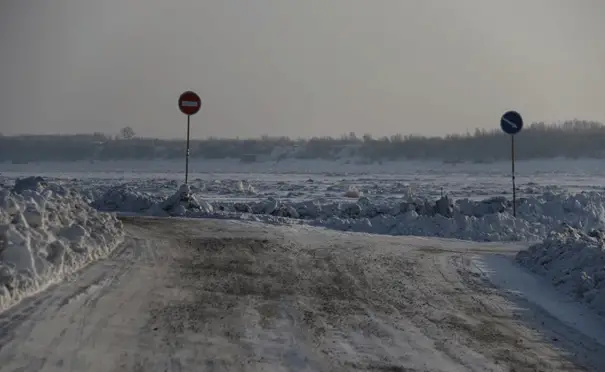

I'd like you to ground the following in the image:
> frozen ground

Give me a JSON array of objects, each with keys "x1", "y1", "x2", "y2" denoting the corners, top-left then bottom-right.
[{"x1": 0, "y1": 217, "x2": 604, "y2": 371}]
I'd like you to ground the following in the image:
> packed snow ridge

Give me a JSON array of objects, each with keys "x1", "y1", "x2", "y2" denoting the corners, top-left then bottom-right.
[
  {"x1": 237, "y1": 191, "x2": 605, "y2": 242},
  {"x1": 92, "y1": 184, "x2": 163, "y2": 213},
  {"x1": 146, "y1": 184, "x2": 214, "y2": 217},
  {"x1": 517, "y1": 225, "x2": 605, "y2": 316},
  {"x1": 95, "y1": 183, "x2": 605, "y2": 242},
  {"x1": 0, "y1": 177, "x2": 124, "y2": 311}
]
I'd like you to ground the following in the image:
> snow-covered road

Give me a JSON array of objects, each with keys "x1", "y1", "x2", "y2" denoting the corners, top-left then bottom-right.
[{"x1": 0, "y1": 217, "x2": 604, "y2": 372}]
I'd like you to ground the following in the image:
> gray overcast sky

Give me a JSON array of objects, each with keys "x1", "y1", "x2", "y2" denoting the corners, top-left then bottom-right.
[{"x1": 1, "y1": 1, "x2": 604, "y2": 139}]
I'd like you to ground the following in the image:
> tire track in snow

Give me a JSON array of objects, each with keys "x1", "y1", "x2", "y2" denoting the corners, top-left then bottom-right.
[{"x1": 0, "y1": 217, "x2": 603, "y2": 371}]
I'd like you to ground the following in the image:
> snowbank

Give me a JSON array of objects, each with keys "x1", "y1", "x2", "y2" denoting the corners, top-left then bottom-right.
[
  {"x1": 516, "y1": 226, "x2": 605, "y2": 316},
  {"x1": 92, "y1": 184, "x2": 162, "y2": 213},
  {"x1": 208, "y1": 192, "x2": 605, "y2": 241},
  {"x1": 92, "y1": 181, "x2": 605, "y2": 242},
  {"x1": 0, "y1": 177, "x2": 124, "y2": 311},
  {"x1": 146, "y1": 184, "x2": 214, "y2": 217}
]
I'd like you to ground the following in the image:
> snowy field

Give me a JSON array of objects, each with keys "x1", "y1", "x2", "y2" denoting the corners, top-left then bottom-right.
[{"x1": 1, "y1": 158, "x2": 605, "y2": 370}]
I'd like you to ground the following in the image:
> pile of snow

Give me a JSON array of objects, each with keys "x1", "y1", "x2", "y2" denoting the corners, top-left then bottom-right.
[
  {"x1": 195, "y1": 193, "x2": 586, "y2": 241},
  {"x1": 89, "y1": 181, "x2": 605, "y2": 242},
  {"x1": 234, "y1": 180, "x2": 256, "y2": 195},
  {"x1": 516, "y1": 225, "x2": 605, "y2": 316},
  {"x1": 147, "y1": 184, "x2": 214, "y2": 217},
  {"x1": 0, "y1": 177, "x2": 124, "y2": 311},
  {"x1": 343, "y1": 185, "x2": 362, "y2": 198},
  {"x1": 202, "y1": 179, "x2": 257, "y2": 195},
  {"x1": 92, "y1": 184, "x2": 162, "y2": 213},
  {"x1": 13, "y1": 176, "x2": 69, "y2": 196},
  {"x1": 208, "y1": 192, "x2": 605, "y2": 241}
]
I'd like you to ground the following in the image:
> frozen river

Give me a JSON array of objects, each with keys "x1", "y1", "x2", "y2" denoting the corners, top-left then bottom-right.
[{"x1": 2, "y1": 158, "x2": 605, "y2": 201}]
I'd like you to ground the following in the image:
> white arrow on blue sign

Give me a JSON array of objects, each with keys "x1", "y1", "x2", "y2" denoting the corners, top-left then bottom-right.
[{"x1": 500, "y1": 111, "x2": 523, "y2": 135}]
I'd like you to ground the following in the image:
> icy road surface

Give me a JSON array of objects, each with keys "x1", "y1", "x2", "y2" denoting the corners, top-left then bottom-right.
[{"x1": 0, "y1": 218, "x2": 604, "y2": 372}]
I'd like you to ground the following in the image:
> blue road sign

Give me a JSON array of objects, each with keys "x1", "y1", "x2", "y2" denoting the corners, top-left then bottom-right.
[{"x1": 500, "y1": 111, "x2": 523, "y2": 135}]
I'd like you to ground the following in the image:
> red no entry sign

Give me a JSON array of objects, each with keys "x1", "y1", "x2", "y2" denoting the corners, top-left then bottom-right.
[{"x1": 178, "y1": 91, "x2": 202, "y2": 116}]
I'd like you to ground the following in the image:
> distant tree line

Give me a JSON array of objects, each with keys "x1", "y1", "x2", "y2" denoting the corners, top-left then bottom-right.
[{"x1": 1, "y1": 120, "x2": 605, "y2": 163}]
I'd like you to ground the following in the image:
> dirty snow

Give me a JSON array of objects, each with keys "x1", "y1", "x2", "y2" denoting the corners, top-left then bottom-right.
[
  {"x1": 2, "y1": 217, "x2": 605, "y2": 371},
  {"x1": 0, "y1": 176, "x2": 124, "y2": 311}
]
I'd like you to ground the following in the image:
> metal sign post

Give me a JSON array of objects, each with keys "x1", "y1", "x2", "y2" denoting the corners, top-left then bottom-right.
[
  {"x1": 500, "y1": 110, "x2": 523, "y2": 217},
  {"x1": 178, "y1": 91, "x2": 202, "y2": 184}
]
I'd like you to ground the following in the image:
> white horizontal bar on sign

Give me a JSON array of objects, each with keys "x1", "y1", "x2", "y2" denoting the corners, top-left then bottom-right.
[{"x1": 181, "y1": 101, "x2": 199, "y2": 107}]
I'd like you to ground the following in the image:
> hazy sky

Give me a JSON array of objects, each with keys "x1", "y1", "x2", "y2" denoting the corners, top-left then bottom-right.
[{"x1": 1, "y1": 1, "x2": 604, "y2": 139}]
